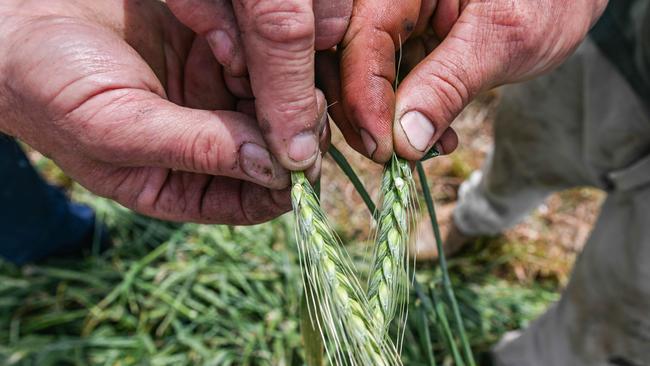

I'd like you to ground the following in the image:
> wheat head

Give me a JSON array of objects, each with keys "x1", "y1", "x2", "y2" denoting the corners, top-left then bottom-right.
[
  {"x1": 367, "y1": 155, "x2": 416, "y2": 342},
  {"x1": 291, "y1": 171, "x2": 401, "y2": 366}
]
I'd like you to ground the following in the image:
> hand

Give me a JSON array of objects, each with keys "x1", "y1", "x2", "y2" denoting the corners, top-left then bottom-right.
[
  {"x1": 330, "y1": 0, "x2": 608, "y2": 162},
  {"x1": 168, "y1": 0, "x2": 353, "y2": 171},
  {"x1": 0, "y1": 0, "x2": 325, "y2": 224}
]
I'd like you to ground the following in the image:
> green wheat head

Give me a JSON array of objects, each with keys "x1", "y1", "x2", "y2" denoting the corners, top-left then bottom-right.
[
  {"x1": 367, "y1": 155, "x2": 416, "y2": 344},
  {"x1": 291, "y1": 172, "x2": 401, "y2": 366}
]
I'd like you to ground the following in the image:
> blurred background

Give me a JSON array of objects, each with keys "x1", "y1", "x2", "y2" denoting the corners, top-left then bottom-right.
[{"x1": 0, "y1": 91, "x2": 604, "y2": 365}]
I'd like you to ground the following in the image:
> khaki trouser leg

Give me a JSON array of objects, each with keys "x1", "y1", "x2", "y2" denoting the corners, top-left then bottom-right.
[
  {"x1": 454, "y1": 40, "x2": 601, "y2": 236},
  {"x1": 452, "y1": 38, "x2": 650, "y2": 365},
  {"x1": 493, "y1": 186, "x2": 650, "y2": 366}
]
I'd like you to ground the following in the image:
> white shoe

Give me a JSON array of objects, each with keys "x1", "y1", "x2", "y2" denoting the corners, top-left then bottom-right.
[{"x1": 411, "y1": 203, "x2": 472, "y2": 261}]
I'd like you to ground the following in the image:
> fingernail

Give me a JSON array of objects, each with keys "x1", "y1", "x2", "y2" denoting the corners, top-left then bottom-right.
[
  {"x1": 288, "y1": 132, "x2": 319, "y2": 164},
  {"x1": 422, "y1": 144, "x2": 442, "y2": 161},
  {"x1": 206, "y1": 30, "x2": 233, "y2": 67},
  {"x1": 399, "y1": 111, "x2": 435, "y2": 152},
  {"x1": 360, "y1": 129, "x2": 377, "y2": 157},
  {"x1": 240, "y1": 143, "x2": 279, "y2": 184}
]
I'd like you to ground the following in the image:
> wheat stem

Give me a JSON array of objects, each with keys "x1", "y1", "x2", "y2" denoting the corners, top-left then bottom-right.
[
  {"x1": 291, "y1": 171, "x2": 401, "y2": 366},
  {"x1": 328, "y1": 145, "x2": 378, "y2": 219},
  {"x1": 416, "y1": 162, "x2": 476, "y2": 366}
]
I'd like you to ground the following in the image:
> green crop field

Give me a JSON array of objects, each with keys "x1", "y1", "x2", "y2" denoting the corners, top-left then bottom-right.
[{"x1": 0, "y1": 193, "x2": 558, "y2": 365}]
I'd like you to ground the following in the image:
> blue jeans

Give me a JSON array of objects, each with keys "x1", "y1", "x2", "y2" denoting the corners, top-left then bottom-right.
[{"x1": 0, "y1": 135, "x2": 97, "y2": 265}]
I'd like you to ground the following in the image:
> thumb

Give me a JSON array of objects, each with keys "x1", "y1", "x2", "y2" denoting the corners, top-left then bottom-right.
[
  {"x1": 68, "y1": 88, "x2": 290, "y2": 189},
  {"x1": 232, "y1": 0, "x2": 323, "y2": 171},
  {"x1": 393, "y1": 13, "x2": 504, "y2": 160}
]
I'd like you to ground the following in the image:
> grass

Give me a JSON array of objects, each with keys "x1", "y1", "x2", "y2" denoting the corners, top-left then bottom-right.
[
  {"x1": 0, "y1": 163, "x2": 559, "y2": 365},
  {"x1": 416, "y1": 161, "x2": 474, "y2": 366},
  {"x1": 0, "y1": 188, "x2": 557, "y2": 365},
  {"x1": 1, "y1": 197, "x2": 305, "y2": 365}
]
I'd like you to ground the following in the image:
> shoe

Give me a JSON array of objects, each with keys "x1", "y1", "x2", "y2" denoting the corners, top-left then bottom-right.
[
  {"x1": 411, "y1": 203, "x2": 473, "y2": 261},
  {"x1": 490, "y1": 330, "x2": 524, "y2": 366},
  {"x1": 46, "y1": 202, "x2": 112, "y2": 260},
  {"x1": 494, "y1": 330, "x2": 524, "y2": 349}
]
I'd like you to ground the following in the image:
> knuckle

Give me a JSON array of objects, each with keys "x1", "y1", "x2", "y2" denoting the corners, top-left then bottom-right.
[
  {"x1": 465, "y1": 1, "x2": 541, "y2": 76},
  {"x1": 102, "y1": 170, "x2": 150, "y2": 215},
  {"x1": 313, "y1": 0, "x2": 352, "y2": 48},
  {"x1": 262, "y1": 92, "x2": 318, "y2": 133},
  {"x1": 272, "y1": 91, "x2": 314, "y2": 116},
  {"x1": 249, "y1": 0, "x2": 314, "y2": 45},
  {"x1": 506, "y1": 13, "x2": 541, "y2": 57},
  {"x1": 148, "y1": 174, "x2": 189, "y2": 216},
  {"x1": 419, "y1": 58, "x2": 471, "y2": 121},
  {"x1": 270, "y1": 189, "x2": 292, "y2": 211},
  {"x1": 92, "y1": 170, "x2": 130, "y2": 203},
  {"x1": 131, "y1": 171, "x2": 205, "y2": 222},
  {"x1": 181, "y1": 129, "x2": 225, "y2": 174}
]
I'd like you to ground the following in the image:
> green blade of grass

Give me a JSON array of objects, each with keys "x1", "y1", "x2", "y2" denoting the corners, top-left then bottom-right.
[
  {"x1": 416, "y1": 161, "x2": 476, "y2": 366},
  {"x1": 417, "y1": 305, "x2": 437, "y2": 366},
  {"x1": 300, "y1": 291, "x2": 324, "y2": 366},
  {"x1": 430, "y1": 288, "x2": 465, "y2": 366},
  {"x1": 328, "y1": 145, "x2": 377, "y2": 219}
]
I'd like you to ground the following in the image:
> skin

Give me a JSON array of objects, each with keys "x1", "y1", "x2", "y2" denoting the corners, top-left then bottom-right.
[
  {"x1": 335, "y1": 0, "x2": 609, "y2": 162},
  {"x1": 0, "y1": 0, "x2": 327, "y2": 225},
  {"x1": 168, "y1": 0, "x2": 353, "y2": 171}
]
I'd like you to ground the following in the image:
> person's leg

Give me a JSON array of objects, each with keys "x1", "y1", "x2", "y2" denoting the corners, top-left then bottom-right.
[
  {"x1": 492, "y1": 37, "x2": 650, "y2": 365},
  {"x1": 0, "y1": 135, "x2": 103, "y2": 265},
  {"x1": 414, "y1": 38, "x2": 601, "y2": 260},
  {"x1": 493, "y1": 184, "x2": 650, "y2": 366},
  {"x1": 453, "y1": 41, "x2": 605, "y2": 237}
]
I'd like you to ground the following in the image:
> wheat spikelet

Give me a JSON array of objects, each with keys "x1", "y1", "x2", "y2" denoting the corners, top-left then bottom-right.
[
  {"x1": 367, "y1": 155, "x2": 416, "y2": 342},
  {"x1": 291, "y1": 171, "x2": 401, "y2": 366}
]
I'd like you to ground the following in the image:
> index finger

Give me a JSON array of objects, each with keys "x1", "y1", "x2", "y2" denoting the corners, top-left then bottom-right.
[
  {"x1": 313, "y1": 0, "x2": 353, "y2": 50},
  {"x1": 339, "y1": 0, "x2": 422, "y2": 162},
  {"x1": 233, "y1": 0, "x2": 320, "y2": 171}
]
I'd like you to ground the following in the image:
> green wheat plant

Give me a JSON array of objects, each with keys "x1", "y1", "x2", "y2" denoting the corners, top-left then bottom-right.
[
  {"x1": 291, "y1": 171, "x2": 401, "y2": 366},
  {"x1": 416, "y1": 162, "x2": 476, "y2": 366},
  {"x1": 367, "y1": 155, "x2": 416, "y2": 345},
  {"x1": 328, "y1": 146, "x2": 477, "y2": 366}
]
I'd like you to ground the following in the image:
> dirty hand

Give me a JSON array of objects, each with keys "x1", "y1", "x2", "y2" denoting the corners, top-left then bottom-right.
[
  {"x1": 0, "y1": 0, "x2": 325, "y2": 224},
  {"x1": 329, "y1": 0, "x2": 608, "y2": 162},
  {"x1": 168, "y1": 0, "x2": 353, "y2": 171}
]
